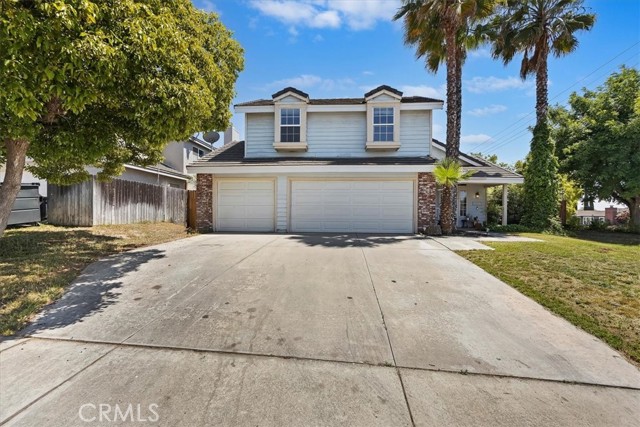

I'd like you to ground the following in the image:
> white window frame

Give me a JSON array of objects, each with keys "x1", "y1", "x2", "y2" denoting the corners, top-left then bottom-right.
[
  {"x1": 372, "y1": 107, "x2": 395, "y2": 142},
  {"x1": 273, "y1": 94, "x2": 308, "y2": 145},
  {"x1": 279, "y1": 108, "x2": 302, "y2": 143},
  {"x1": 366, "y1": 100, "x2": 400, "y2": 147}
]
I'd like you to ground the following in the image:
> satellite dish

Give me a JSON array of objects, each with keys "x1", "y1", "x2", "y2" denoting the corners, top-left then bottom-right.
[{"x1": 202, "y1": 131, "x2": 220, "y2": 144}]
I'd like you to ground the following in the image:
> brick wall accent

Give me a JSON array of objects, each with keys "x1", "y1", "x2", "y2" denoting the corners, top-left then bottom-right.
[
  {"x1": 604, "y1": 206, "x2": 618, "y2": 224},
  {"x1": 196, "y1": 174, "x2": 214, "y2": 232},
  {"x1": 417, "y1": 172, "x2": 437, "y2": 233}
]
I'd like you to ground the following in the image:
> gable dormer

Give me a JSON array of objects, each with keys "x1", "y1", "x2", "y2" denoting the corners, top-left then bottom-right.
[
  {"x1": 365, "y1": 85, "x2": 402, "y2": 151},
  {"x1": 273, "y1": 87, "x2": 309, "y2": 152}
]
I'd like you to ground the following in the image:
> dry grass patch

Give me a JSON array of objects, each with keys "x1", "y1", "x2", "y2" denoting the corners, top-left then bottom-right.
[
  {"x1": 458, "y1": 231, "x2": 640, "y2": 366},
  {"x1": 0, "y1": 223, "x2": 191, "y2": 335}
]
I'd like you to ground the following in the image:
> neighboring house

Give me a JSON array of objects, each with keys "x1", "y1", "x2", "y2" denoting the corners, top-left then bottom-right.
[
  {"x1": 187, "y1": 85, "x2": 523, "y2": 233},
  {"x1": 574, "y1": 206, "x2": 628, "y2": 225},
  {"x1": 0, "y1": 159, "x2": 48, "y2": 197},
  {"x1": 162, "y1": 136, "x2": 216, "y2": 189}
]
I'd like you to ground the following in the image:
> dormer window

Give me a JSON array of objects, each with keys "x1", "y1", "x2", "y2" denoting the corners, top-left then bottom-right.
[
  {"x1": 273, "y1": 87, "x2": 308, "y2": 152},
  {"x1": 280, "y1": 108, "x2": 301, "y2": 142},
  {"x1": 373, "y1": 107, "x2": 394, "y2": 142},
  {"x1": 365, "y1": 86, "x2": 402, "y2": 151}
]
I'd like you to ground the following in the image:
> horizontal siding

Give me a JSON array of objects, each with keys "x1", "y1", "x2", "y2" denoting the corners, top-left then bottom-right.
[
  {"x1": 245, "y1": 113, "x2": 275, "y2": 157},
  {"x1": 245, "y1": 110, "x2": 431, "y2": 158}
]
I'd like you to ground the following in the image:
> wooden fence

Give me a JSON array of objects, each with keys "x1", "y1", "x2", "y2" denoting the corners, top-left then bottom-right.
[{"x1": 49, "y1": 177, "x2": 188, "y2": 226}]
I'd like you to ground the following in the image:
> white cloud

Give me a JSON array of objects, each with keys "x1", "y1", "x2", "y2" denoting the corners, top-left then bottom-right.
[
  {"x1": 326, "y1": 0, "x2": 399, "y2": 30},
  {"x1": 198, "y1": 0, "x2": 220, "y2": 14},
  {"x1": 268, "y1": 74, "x2": 355, "y2": 92},
  {"x1": 362, "y1": 70, "x2": 374, "y2": 76},
  {"x1": 467, "y1": 104, "x2": 507, "y2": 117},
  {"x1": 469, "y1": 48, "x2": 491, "y2": 58},
  {"x1": 465, "y1": 76, "x2": 533, "y2": 94},
  {"x1": 399, "y1": 84, "x2": 445, "y2": 99},
  {"x1": 461, "y1": 134, "x2": 492, "y2": 144},
  {"x1": 249, "y1": 0, "x2": 399, "y2": 31},
  {"x1": 313, "y1": 34, "x2": 324, "y2": 42}
]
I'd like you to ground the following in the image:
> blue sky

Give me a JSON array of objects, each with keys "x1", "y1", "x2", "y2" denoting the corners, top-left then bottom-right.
[{"x1": 193, "y1": 0, "x2": 640, "y2": 164}]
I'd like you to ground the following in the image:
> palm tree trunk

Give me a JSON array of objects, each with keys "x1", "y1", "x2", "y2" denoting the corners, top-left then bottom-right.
[
  {"x1": 535, "y1": 47, "x2": 549, "y2": 125},
  {"x1": 441, "y1": 185, "x2": 453, "y2": 234},
  {"x1": 444, "y1": 25, "x2": 459, "y2": 159},
  {"x1": 0, "y1": 138, "x2": 30, "y2": 236}
]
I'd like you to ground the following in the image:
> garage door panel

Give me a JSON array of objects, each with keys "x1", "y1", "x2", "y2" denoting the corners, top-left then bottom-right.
[
  {"x1": 217, "y1": 180, "x2": 274, "y2": 232},
  {"x1": 291, "y1": 180, "x2": 414, "y2": 233}
]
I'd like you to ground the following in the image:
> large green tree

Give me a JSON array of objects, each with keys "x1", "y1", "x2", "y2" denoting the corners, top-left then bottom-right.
[
  {"x1": 487, "y1": 0, "x2": 595, "y2": 229},
  {"x1": 0, "y1": 0, "x2": 243, "y2": 235},
  {"x1": 551, "y1": 67, "x2": 640, "y2": 229},
  {"x1": 394, "y1": 0, "x2": 495, "y2": 234}
]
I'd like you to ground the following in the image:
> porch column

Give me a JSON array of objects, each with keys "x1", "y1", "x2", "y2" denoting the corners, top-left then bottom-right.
[{"x1": 502, "y1": 184, "x2": 508, "y2": 226}]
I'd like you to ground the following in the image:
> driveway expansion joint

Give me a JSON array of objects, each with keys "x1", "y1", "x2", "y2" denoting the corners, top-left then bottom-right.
[
  {"x1": 21, "y1": 334, "x2": 640, "y2": 392},
  {"x1": 0, "y1": 343, "x2": 118, "y2": 426},
  {"x1": 360, "y1": 246, "x2": 416, "y2": 427}
]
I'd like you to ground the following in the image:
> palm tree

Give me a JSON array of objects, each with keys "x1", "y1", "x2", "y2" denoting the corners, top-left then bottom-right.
[
  {"x1": 487, "y1": 0, "x2": 595, "y2": 228},
  {"x1": 433, "y1": 158, "x2": 473, "y2": 234},
  {"x1": 394, "y1": 0, "x2": 495, "y2": 233}
]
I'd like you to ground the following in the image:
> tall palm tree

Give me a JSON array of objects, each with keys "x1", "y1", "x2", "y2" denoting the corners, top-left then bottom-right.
[
  {"x1": 488, "y1": 0, "x2": 595, "y2": 228},
  {"x1": 394, "y1": 0, "x2": 495, "y2": 233},
  {"x1": 433, "y1": 158, "x2": 473, "y2": 234}
]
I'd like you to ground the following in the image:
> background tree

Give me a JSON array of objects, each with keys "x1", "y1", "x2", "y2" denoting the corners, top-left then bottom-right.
[
  {"x1": 487, "y1": 0, "x2": 595, "y2": 229},
  {"x1": 433, "y1": 158, "x2": 473, "y2": 234},
  {"x1": 0, "y1": 0, "x2": 244, "y2": 235},
  {"x1": 551, "y1": 67, "x2": 640, "y2": 229},
  {"x1": 395, "y1": 0, "x2": 495, "y2": 233}
]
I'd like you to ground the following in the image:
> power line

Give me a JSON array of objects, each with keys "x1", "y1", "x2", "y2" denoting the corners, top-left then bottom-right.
[
  {"x1": 485, "y1": 60, "x2": 640, "y2": 154},
  {"x1": 470, "y1": 41, "x2": 640, "y2": 151}
]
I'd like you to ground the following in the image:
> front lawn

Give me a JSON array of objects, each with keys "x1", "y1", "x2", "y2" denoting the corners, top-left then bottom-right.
[
  {"x1": 458, "y1": 231, "x2": 640, "y2": 365},
  {"x1": 0, "y1": 223, "x2": 191, "y2": 335}
]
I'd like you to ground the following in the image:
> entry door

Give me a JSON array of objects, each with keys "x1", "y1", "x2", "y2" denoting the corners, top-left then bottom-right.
[
  {"x1": 290, "y1": 180, "x2": 414, "y2": 233},
  {"x1": 216, "y1": 180, "x2": 275, "y2": 232}
]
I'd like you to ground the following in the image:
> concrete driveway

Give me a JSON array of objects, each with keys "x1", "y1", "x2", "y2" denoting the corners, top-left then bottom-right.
[{"x1": 1, "y1": 234, "x2": 639, "y2": 426}]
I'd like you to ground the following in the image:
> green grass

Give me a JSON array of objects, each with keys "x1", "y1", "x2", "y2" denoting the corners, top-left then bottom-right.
[
  {"x1": 0, "y1": 223, "x2": 192, "y2": 335},
  {"x1": 458, "y1": 231, "x2": 640, "y2": 366}
]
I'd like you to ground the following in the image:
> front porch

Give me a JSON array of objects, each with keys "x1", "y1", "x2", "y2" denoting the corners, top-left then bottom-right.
[{"x1": 435, "y1": 182, "x2": 520, "y2": 229}]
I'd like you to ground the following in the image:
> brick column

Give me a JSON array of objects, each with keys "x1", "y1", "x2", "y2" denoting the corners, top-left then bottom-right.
[
  {"x1": 417, "y1": 172, "x2": 437, "y2": 234},
  {"x1": 196, "y1": 174, "x2": 213, "y2": 232}
]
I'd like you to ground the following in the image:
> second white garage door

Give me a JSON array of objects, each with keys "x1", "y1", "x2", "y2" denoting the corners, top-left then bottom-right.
[
  {"x1": 217, "y1": 180, "x2": 275, "y2": 232},
  {"x1": 291, "y1": 180, "x2": 414, "y2": 233}
]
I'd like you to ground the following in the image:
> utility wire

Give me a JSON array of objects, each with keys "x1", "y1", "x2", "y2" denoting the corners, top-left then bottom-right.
[{"x1": 470, "y1": 41, "x2": 640, "y2": 151}]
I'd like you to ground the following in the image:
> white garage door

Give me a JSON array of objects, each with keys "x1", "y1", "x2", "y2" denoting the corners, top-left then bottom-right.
[
  {"x1": 291, "y1": 180, "x2": 414, "y2": 233},
  {"x1": 216, "y1": 180, "x2": 275, "y2": 232}
]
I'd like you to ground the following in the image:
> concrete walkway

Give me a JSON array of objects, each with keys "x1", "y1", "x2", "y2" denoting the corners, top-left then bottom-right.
[{"x1": 1, "y1": 234, "x2": 638, "y2": 426}]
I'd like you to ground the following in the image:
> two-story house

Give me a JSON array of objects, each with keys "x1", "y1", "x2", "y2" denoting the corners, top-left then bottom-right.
[{"x1": 188, "y1": 85, "x2": 523, "y2": 233}]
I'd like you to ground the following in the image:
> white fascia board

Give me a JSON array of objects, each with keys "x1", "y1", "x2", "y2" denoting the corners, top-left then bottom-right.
[
  {"x1": 308, "y1": 104, "x2": 366, "y2": 112},
  {"x1": 188, "y1": 164, "x2": 435, "y2": 175},
  {"x1": 235, "y1": 102, "x2": 443, "y2": 114},
  {"x1": 400, "y1": 102, "x2": 444, "y2": 110},
  {"x1": 235, "y1": 105, "x2": 275, "y2": 113},
  {"x1": 461, "y1": 177, "x2": 524, "y2": 185},
  {"x1": 125, "y1": 164, "x2": 190, "y2": 181}
]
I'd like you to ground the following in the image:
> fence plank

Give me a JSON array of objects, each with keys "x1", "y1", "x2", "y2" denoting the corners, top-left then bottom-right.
[{"x1": 49, "y1": 177, "x2": 187, "y2": 226}]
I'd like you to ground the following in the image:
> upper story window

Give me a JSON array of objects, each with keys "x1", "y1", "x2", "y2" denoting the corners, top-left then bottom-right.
[
  {"x1": 280, "y1": 108, "x2": 301, "y2": 142},
  {"x1": 373, "y1": 107, "x2": 394, "y2": 142},
  {"x1": 192, "y1": 147, "x2": 204, "y2": 157}
]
